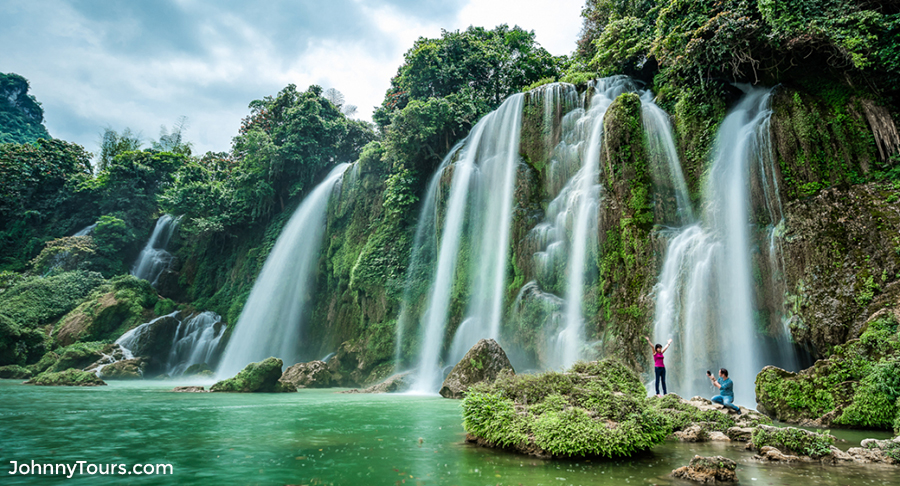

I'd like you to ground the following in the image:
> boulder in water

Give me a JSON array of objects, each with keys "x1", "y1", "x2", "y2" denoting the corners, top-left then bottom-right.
[
  {"x1": 25, "y1": 368, "x2": 107, "y2": 386},
  {"x1": 98, "y1": 359, "x2": 145, "y2": 380},
  {"x1": 183, "y1": 363, "x2": 214, "y2": 378},
  {"x1": 211, "y1": 357, "x2": 295, "y2": 392},
  {"x1": 0, "y1": 365, "x2": 33, "y2": 379},
  {"x1": 342, "y1": 371, "x2": 414, "y2": 394},
  {"x1": 672, "y1": 455, "x2": 738, "y2": 483},
  {"x1": 440, "y1": 339, "x2": 514, "y2": 399},
  {"x1": 172, "y1": 386, "x2": 207, "y2": 393},
  {"x1": 280, "y1": 360, "x2": 333, "y2": 388}
]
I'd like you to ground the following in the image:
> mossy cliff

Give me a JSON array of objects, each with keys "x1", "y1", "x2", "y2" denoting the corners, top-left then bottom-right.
[{"x1": 595, "y1": 92, "x2": 656, "y2": 367}]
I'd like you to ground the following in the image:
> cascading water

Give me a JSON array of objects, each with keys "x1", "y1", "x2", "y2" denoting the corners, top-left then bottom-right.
[
  {"x1": 528, "y1": 77, "x2": 638, "y2": 369},
  {"x1": 652, "y1": 86, "x2": 793, "y2": 402},
  {"x1": 216, "y1": 163, "x2": 350, "y2": 378},
  {"x1": 402, "y1": 94, "x2": 524, "y2": 393},
  {"x1": 166, "y1": 312, "x2": 226, "y2": 375},
  {"x1": 114, "y1": 311, "x2": 226, "y2": 376},
  {"x1": 132, "y1": 214, "x2": 180, "y2": 285},
  {"x1": 73, "y1": 222, "x2": 97, "y2": 236}
]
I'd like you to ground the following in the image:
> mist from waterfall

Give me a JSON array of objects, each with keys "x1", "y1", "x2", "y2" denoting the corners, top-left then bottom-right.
[
  {"x1": 652, "y1": 87, "x2": 793, "y2": 402},
  {"x1": 217, "y1": 163, "x2": 350, "y2": 378},
  {"x1": 132, "y1": 214, "x2": 180, "y2": 285}
]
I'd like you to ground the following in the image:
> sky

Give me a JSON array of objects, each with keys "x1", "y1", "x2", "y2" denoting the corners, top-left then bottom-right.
[{"x1": 0, "y1": 0, "x2": 585, "y2": 156}]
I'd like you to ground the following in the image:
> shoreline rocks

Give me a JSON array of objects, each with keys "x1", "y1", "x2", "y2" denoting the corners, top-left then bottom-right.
[
  {"x1": 172, "y1": 386, "x2": 207, "y2": 393},
  {"x1": 439, "y1": 339, "x2": 514, "y2": 399},
  {"x1": 341, "y1": 371, "x2": 414, "y2": 394},
  {"x1": 24, "y1": 368, "x2": 107, "y2": 386}
]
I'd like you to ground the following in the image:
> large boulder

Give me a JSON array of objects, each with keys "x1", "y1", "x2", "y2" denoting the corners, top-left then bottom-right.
[
  {"x1": 751, "y1": 424, "x2": 835, "y2": 459},
  {"x1": 280, "y1": 360, "x2": 333, "y2": 388},
  {"x1": 25, "y1": 368, "x2": 107, "y2": 386},
  {"x1": 440, "y1": 339, "x2": 514, "y2": 399},
  {"x1": 672, "y1": 455, "x2": 738, "y2": 483},
  {"x1": 0, "y1": 365, "x2": 33, "y2": 379},
  {"x1": 210, "y1": 357, "x2": 295, "y2": 392}
]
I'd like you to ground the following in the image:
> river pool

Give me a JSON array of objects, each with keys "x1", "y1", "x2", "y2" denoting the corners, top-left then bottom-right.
[{"x1": 0, "y1": 380, "x2": 895, "y2": 485}]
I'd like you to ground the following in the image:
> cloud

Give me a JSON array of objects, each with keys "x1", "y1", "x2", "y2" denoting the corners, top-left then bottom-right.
[{"x1": 0, "y1": 0, "x2": 582, "y2": 155}]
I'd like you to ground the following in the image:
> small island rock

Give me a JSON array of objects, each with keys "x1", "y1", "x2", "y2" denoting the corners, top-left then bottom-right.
[
  {"x1": 211, "y1": 357, "x2": 295, "y2": 392},
  {"x1": 439, "y1": 339, "x2": 514, "y2": 399}
]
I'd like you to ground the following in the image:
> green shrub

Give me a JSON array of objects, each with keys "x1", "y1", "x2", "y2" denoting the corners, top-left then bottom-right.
[
  {"x1": 751, "y1": 425, "x2": 835, "y2": 458},
  {"x1": 836, "y1": 359, "x2": 900, "y2": 429},
  {"x1": 461, "y1": 358, "x2": 669, "y2": 458}
]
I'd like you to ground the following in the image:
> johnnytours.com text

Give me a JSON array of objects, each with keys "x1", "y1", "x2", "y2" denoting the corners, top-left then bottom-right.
[{"x1": 8, "y1": 460, "x2": 173, "y2": 478}]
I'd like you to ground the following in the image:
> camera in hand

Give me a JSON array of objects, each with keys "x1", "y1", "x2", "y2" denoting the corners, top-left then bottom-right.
[{"x1": 706, "y1": 370, "x2": 711, "y2": 376}]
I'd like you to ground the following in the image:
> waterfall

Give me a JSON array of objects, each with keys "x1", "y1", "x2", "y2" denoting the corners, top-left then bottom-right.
[
  {"x1": 115, "y1": 311, "x2": 225, "y2": 376},
  {"x1": 528, "y1": 77, "x2": 636, "y2": 369},
  {"x1": 216, "y1": 163, "x2": 350, "y2": 378},
  {"x1": 166, "y1": 312, "x2": 226, "y2": 375},
  {"x1": 403, "y1": 94, "x2": 524, "y2": 393},
  {"x1": 73, "y1": 222, "x2": 97, "y2": 236},
  {"x1": 132, "y1": 214, "x2": 180, "y2": 285},
  {"x1": 652, "y1": 87, "x2": 791, "y2": 401}
]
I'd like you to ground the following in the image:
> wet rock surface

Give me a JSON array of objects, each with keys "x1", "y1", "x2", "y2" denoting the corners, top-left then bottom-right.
[
  {"x1": 172, "y1": 386, "x2": 207, "y2": 393},
  {"x1": 280, "y1": 360, "x2": 334, "y2": 388},
  {"x1": 342, "y1": 371, "x2": 414, "y2": 394},
  {"x1": 672, "y1": 455, "x2": 737, "y2": 483},
  {"x1": 439, "y1": 339, "x2": 514, "y2": 399}
]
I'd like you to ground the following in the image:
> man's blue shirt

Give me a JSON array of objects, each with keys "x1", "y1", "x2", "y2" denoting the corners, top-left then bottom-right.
[{"x1": 717, "y1": 377, "x2": 734, "y2": 398}]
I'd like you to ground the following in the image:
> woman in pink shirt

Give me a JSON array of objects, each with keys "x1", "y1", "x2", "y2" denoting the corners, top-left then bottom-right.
[{"x1": 644, "y1": 336, "x2": 672, "y2": 397}]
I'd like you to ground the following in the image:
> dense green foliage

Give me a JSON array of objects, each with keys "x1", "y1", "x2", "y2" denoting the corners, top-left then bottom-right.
[
  {"x1": 751, "y1": 425, "x2": 835, "y2": 458},
  {"x1": 375, "y1": 25, "x2": 561, "y2": 184},
  {"x1": 0, "y1": 73, "x2": 50, "y2": 144},
  {"x1": 462, "y1": 359, "x2": 669, "y2": 458}
]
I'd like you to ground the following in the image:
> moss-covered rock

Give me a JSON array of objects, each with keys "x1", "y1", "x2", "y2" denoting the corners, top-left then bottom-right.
[
  {"x1": 672, "y1": 455, "x2": 737, "y2": 483},
  {"x1": 781, "y1": 183, "x2": 900, "y2": 355},
  {"x1": 55, "y1": 276, "x2": 159, "y2": 347},
  {"x1": 595, "y1": 92, "x2": 657, "y2": 369},
  {"x1": 97, "y1": 359, "x2": 145, "y2": 380},
  {"x1": 210, "y1": 357, "x2": 295, "y2": 392},
  {"x1": 755, "y1": 314, "x2": 900, "y2": 429},
  {"x1": 25, "y1": 368, "x2": 107, "y2": 386},
  {"x1": 49, "y1": 341, "x2": 108, "y2": 372},
  {"x1": 440, "y1": 338, "x2": 514, "y2": 399},
  {"x1": 462, "y1": 358, "x2": 668, "y2": 458},
  {"x1": 751, "y1": 424, "x2": 835, "y2": 459},
  {"x1": 0, "y1": 364, "x2": 33, "y2": 379}
]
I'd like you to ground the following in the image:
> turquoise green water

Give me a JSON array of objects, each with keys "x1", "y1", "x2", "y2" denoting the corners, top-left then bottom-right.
[{"x1": 0, "y1": 379, "x2": 896, "y2": 485}]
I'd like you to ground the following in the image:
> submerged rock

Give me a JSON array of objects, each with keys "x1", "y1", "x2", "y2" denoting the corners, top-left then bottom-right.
[
  {"x1": 25, "y1": 368, "x2": 107, "y2": 386},
  {"x1": 280, "y1": 360, "x2": 333, "y2": 388},
  {"x1": 183, "y1": 363, "x2": 214, "y2": 378},
  {"x1": 210, "y1": 357, "x2": 295, "y2": 392},
  {"x1": 172, "y1": 386, "x2": 206, "y2": 393},
  {"x1": 342, "y1": 371, "x2": 414, "y2": 394},
  {"x1": 440, "y1": 339, "x2": 514, "y2": 399},
  {"x1": 0, "y1": 364, "x2": 33, "y2": 379},
  {"x1": 672, "y1": 455, "x2": 737, "y2": 483}
]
